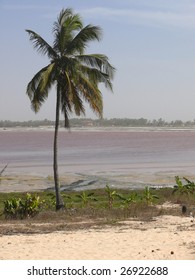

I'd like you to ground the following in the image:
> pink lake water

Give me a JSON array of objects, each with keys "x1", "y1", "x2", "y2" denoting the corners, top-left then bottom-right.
[{"x1": 1, "y1": 128, "x2": 195, "y2": 190}]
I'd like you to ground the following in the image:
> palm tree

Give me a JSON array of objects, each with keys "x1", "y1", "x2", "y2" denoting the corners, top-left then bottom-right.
[{"x1": 26, "y1": 8, "x2": 115, "y2": 210}]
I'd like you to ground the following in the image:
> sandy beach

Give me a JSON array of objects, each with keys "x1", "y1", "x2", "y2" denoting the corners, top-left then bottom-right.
[{"x1": 0, "y1": 215, "x2": 194, "y2": 260}]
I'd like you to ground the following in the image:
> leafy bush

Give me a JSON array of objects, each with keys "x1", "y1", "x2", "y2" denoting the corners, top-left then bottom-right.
[
  {"x1": 3, "y1": 193, "x2": 43, "y2": 219},
  {"x1": 173, "y1": 176, "x2": 195, "y2": 196}
]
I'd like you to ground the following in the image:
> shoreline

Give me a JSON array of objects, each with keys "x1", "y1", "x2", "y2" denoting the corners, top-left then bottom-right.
[
  {"x1": 0, "y1": 170, "x2": 192, "y2": 193},
  {"x1": 2, "y1": 126, "x2": 195, "y2": 133},
  {"x1": 1, "y1": 167, "x2": 195, "y2": 192}
]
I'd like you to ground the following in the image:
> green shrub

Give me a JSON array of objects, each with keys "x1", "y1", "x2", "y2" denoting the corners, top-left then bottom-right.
[
  {"x1": 3, "y1": 193, "x2": 43, "y2": 219},
  {"x1": 173, "y1": 176, "x2": 195, "y2": 196}
]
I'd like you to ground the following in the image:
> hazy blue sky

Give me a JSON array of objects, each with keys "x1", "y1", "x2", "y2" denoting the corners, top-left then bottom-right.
[{"x1": 1, "y1": 0, "x2": 195, "y2": 121}]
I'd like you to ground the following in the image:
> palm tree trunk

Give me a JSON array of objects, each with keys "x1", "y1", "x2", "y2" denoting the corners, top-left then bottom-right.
[{"x1": 53, "y1": 87, "x2": 65, "y2": 210}]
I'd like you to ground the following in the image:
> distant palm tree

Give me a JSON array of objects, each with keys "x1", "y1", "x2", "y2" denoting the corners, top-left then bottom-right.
[{"x1": 26, "y1": 8, "x2": 115, "y2": 210}]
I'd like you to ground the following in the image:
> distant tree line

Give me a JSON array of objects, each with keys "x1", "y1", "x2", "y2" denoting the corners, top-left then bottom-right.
[{"x1": 1, "y1": 118, "x2": 195, "y2": 128}]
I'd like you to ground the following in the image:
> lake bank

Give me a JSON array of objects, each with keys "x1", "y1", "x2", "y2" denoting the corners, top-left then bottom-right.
[{"x1": 1, "y1": 168, "x2": 195, "y2": 193}]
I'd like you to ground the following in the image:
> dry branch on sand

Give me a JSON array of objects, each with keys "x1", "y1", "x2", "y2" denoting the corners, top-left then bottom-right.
[{"x1": 0, "y1": 164, "x2": 8, "y2": 177}]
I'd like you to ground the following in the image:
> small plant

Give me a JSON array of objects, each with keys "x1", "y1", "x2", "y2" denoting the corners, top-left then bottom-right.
[
  {"x1": 46, "y1": 193, "x2": 56, "y2": 209},
  {"x1": 173, "y1": 176, "x2": 194, "y2": 196},
  {"x1": 105, "y1": 184, "x2": 120, "y2": 209},
  {"x1": 182, "y1": 177, "x2": 195, "y2": 194},
  {"x1": 3, "y1": 197, "x2": 22, "y2": 219},
  {"x1": 3, "y1": 193, "x2": 43, "y2": 219},
  {"x1": 76, "y1": 191, "x2": 97, "y2": 208},
  {"x1": 118, "y1": 192, "x2": 140, "y2": 209},
  {"x1": 46, "y1": 193, "x2": 72, "y2": 209},
  {"x1": 21, "y1": 193, "x2": 42, "y2": 218},
  {"x1": 142, "y1": 186, "x2": 159, "y2": 205}
]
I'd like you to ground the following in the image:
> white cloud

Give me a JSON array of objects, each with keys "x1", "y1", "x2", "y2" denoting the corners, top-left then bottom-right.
[
  {"x1": 80, "y1": 5, "x2": 195, "y2": 29},
  {"x1": 3, "y1": 2, "x2": 195, "y2": 29}
]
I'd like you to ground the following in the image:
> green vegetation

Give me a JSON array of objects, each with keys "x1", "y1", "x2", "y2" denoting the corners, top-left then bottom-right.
[
  {"x1": 75, "y1": 191, "x2": 97, "y2": 208},
  {"x1": 105, "y1": 184, "x2": 120, "y2": 209},
  {"x1": 1, "y1": 178, "x2": 195, "y2": 222},
  {"x1": 172, "y1": 176, "x2": 195, "y2": 202},
  {"x1": 142, "y1": 186, "x2": 159, "y2": 205},
  {"x1": 117, "y1": 192, "x2": 140, "y2": 209},
  {"x1": 3, "y1": 193, "x2": 42, "y2": 219}
]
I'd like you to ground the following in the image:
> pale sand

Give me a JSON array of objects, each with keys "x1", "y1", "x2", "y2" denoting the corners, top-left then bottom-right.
[{"x1": 0, "y1": 215, "x2": 194, "y2": 260}]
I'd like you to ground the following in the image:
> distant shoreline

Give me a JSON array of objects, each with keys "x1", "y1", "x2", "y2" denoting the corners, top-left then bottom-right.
[
  {"x1": 1, "y1": 126, "x2": 195, "y2": 133},
  {"x1": 1, "y1": 117, "x2": 195, "y2": 129}
]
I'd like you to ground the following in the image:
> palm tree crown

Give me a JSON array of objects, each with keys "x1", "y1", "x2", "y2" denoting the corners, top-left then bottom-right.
[{"x1": 26, "y1": 8, "x2": 115, "y2": 127}]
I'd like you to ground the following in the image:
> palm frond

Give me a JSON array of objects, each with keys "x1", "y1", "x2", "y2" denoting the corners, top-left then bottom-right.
[
  {"x1": 79, "y1": 65, "x2": 113, "y2": 91},
  {"x1": 64, "y1": 72, "x2": 85, "y2": 116},
  {"x1": 76, "y1": 54, "x2": 115, "y2": 79},
  {"x1": 25, "y1": 30, "x2": 57, "y2": 59},
  {"x1": 26, "y1": 63, "x2": 55, "y2": 112},
  {"x1": 53, "y1": 8, "x2": 83, "y2": 55},
  {"x1": 58, "y1": 71, "x2": 85, "y2": 125},
  {"x1": 64, "y1": 110, "x2": 70, "y2": 129},
  {"x1": 65, "y1": 25, "x2": 102, "y2": 55},
  {"x1": 76, "y1": 74, "x2": 103, "y2": 118},
  {"x1": 56, "y1": 8, "x2": 74, "y2": 27},
  {"x1": 54, "y1": 8, "x2": 82, "y2": 30}
]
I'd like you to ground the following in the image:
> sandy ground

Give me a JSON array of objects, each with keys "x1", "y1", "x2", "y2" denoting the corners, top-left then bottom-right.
[
  {"x1": 0, "y1": 171, "x2": 190, "y2": 193},
  {"x1": 0, "y1": 215, "x2": 194, "y2": 260}
]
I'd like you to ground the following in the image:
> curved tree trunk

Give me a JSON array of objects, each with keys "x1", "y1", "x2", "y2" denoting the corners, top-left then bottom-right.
[{"x1": 53, "y1": 87, "x2": 65, "y2": 210}]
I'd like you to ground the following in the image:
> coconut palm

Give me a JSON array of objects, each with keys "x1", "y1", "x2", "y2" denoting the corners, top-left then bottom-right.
[{"x1": 26, "y1": 8, "x2": 115, "y2": 210}]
